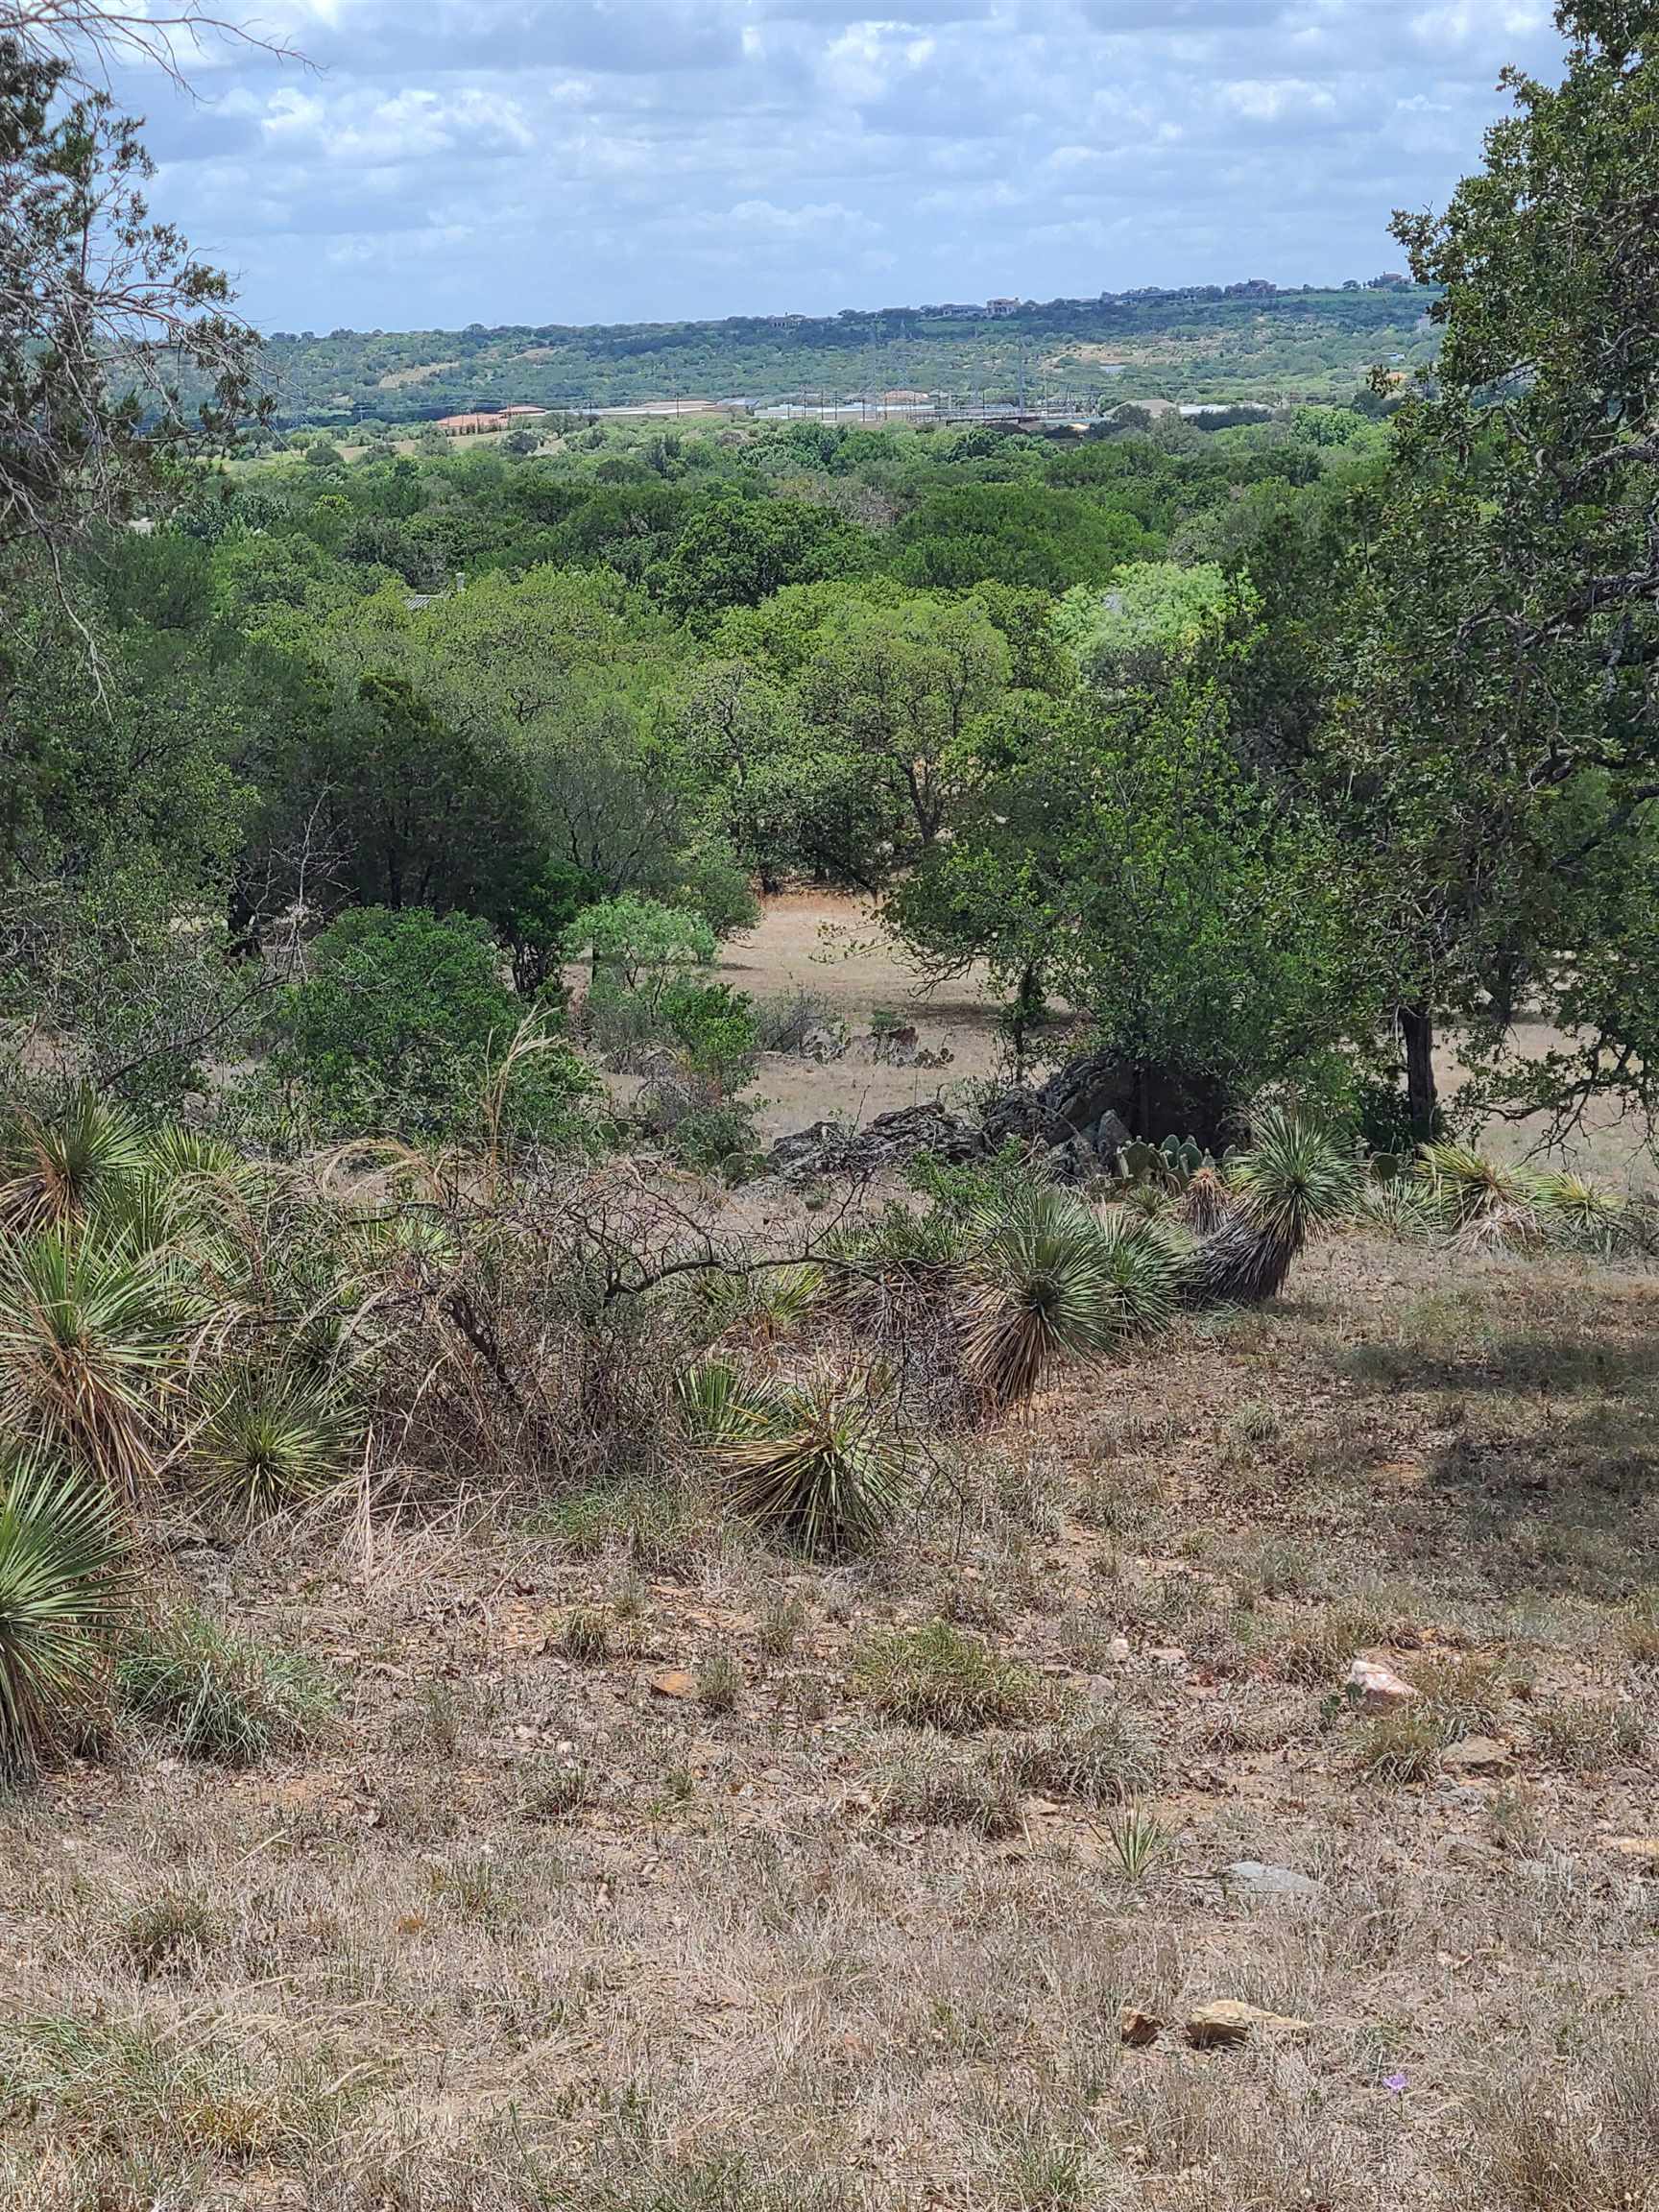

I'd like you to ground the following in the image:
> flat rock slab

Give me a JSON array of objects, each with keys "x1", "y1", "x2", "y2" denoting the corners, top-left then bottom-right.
[
  {"x1": 1186, "y1": 1999, "x2": 1313, "y2": 2049},
  {"x1": 1222, "y1": 1861, "x2": 1322, "y2": 1900},
  {"x1": 1440, "y1": 1735, "x2": 1511, "y2": 1774},
  {"x1": 649, "y1": 1670, "x2": 697, "y2": 1700}
]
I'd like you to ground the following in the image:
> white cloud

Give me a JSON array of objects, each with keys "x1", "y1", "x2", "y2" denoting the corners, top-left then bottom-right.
[{"x1": 116, "y1": 0, "x2": 1570, "y2": 329}]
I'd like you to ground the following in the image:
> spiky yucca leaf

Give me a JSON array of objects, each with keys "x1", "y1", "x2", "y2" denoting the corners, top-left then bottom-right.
[
  {"x1": 964, "y1": 1188, "x2": 1161, "y2": 1409},
  {"x1": 0, "y1": 1230, "x2": 175, "y2": 1500},
  {"x1": 0, "y1": 1448, "x2": 127, "y2": 1774},
  {"x1": 141, "y1": 1127, "x2": 250, "y2": 1190},
  {"x1": 675, "y1": 1358, "x2": 749, "y2": 1446},
  {"x1": 1417, "y1": 1141, "x2": 1544, "y2": 1244},
  {"x1": 1187, "y1": 1109, "x2": 1358, "y2": 1307},
  {"x1": 195, "y1": 1368, "x2": 356, "y2": 1521},
  {"x1": 0, "y1": 1092, "x2": 146, "y2": 1235},
  {"x1": 1356, "y1": 1173, "x2": 1454, "y2": 1242},
  {"x1": 695, "y1": 1364, "x2": 906, "y2": 1553},
  {"x1": 1092, "y1": 1208, "x2": 1187, "y2": 1337},
  {"x1": 342, "y1": 1210, "x2": 462, "y2": 1286},
  {"x1": 1531, "y1": 1170, "x2": 1625, "y2": 1247},
  {"x1": 749, "y1": 1262, "x2": 826, "y2": 1334}
]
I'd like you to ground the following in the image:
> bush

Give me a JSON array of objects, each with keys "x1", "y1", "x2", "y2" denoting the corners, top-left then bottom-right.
[
  {"x1": 568, "y1": 896, "x2": 716, "y2": 1016},
  {"x1": 272, "y1": 906, "x2": 593, "y2": 1144}
]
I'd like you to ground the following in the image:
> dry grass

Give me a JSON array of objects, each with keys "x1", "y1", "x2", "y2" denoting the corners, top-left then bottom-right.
[{"x1": 7, "y1": 1225, "x2": 1659, "y2": 2208}]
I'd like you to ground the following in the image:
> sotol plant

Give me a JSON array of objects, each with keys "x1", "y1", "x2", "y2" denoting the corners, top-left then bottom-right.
[
  {"x1": 682, "y1": 1360, "x2": 906, "y2": 1554},
  {"x1": 0, "y1": 1092, "x2": 147, "y2": 1236},
  {"x1": 1186, "y1": 1108, "x2": 1358, "y2": 1307},
  {"x1": 963, "y1": 1188, "x2": 1180, "y2": 1410},
  {"x1": 195, "y1": 1367, "x2": 357, "y2": 1522},
  {"x1": 0, "y1": 1448, "x2": 128, "y2": 1776},
  {"x1": 0, "y1": 1229, "x2": 174, "y2": 1501}
]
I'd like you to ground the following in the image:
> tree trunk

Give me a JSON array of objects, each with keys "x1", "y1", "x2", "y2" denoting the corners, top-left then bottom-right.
[{"x1": 1400, "y1": 1004, "x2": 1437, "y2": 1142}]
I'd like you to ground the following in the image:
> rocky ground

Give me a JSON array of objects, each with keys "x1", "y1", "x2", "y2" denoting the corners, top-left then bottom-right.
[{"x1": 6, "y1": 1224, "x2": 1658, "y2": 2209}]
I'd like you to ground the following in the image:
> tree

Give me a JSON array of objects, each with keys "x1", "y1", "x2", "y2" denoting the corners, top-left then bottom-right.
[
  {"x1": 893, "y1": 678, "x2": 1376, "y2": 1135},
  {"x1": 313, "y1": 673, "x2": 544, "y2": 930},
  {"x1": 0, "y1": 4, "x2": 268, "y2": 571},
  {"x1": 794, "y1": 597, "x2": 1011, "y2": 878},
  {"x1": 1332, "y1": 0, "x2": 1659, "y2": 1137},
  {"x1": 655, "y1": 496, "x2": 871, "y2": 629},
  {"x1": 272, "y1": 905, "x2": 593, "y2": 1143}
]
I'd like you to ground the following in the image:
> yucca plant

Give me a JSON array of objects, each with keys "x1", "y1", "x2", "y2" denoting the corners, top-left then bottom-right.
[
  {"x1": 0, "y1": 1092, "x2": 147, "y2": 1236},
  {"x1": 141, "y1": 1126, "x2": 251, "y2": 1190},
  {"x1": 194, "y1": 1367, "x2": 357, "y2": 1521},
  {"x1": 691, "y1": 1362, "x2": 907, "y2": 1554},
  {"x1": 1356, "y1": 1171, "x2": 1454, "y2": 1242},
  {"x1": 0, "y1": 1446, "x2": 128, "y2": 1775},
  {"x1": 1530, "y1": 1170, "x2": 1626, "y2": 1250},
  {"x1": 675, "y1": 1358, "x2": 749, "y2": 1446},
  {"x1": 963, "y1": 1188, "x2": 1174, "y2": 1409},
  {"x1": 1186, "y1": 1108, "x2": 1359, "y2": 1307},
  {"x1": 0, "y1": 1229, "x2": 176, "y2": 1502},
  {"x1": 1092, "y1": 1208, "x2": 1187, "y2": 1337},
  {"x1": 1417, "y1": 1141, "x2": 1544, "y2": 1245}
]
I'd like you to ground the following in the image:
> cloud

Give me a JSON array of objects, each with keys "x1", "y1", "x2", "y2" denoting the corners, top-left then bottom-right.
[{"x1": 117, "y1": 0, "x2": 1569, "y2": 331}]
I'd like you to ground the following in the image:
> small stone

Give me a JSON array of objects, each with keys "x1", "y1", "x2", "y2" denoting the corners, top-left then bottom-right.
[
  {"x1": 1107, "y1": 1635, "x2": 1132, "y2": 1663},
  {"x1": 1440, "y1": 1735, "x2": 1510, "y2": 1775},
  {"x1": 1185, "y1": 1999, "x2": 1312, "y2": 2050},
  {"x1": 1344, "y1": 1656, "x2": 1418, "y2": 1712},
  {"x1": 1221, "y1": 1861, "x2": 1321, "y2": 1900},
  {"x1": 649, "y1": 1670, "x2": 697, "y2": 1700},
  {"x1": 1605, "y1": 1837, "x2": 1659, "y2": 1864},
  {"x1": 1119, "y1": 2006, "x2": 1162, "y2": 2047}
]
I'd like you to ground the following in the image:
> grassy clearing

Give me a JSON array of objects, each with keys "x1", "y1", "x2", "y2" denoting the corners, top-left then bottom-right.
[{"x1": 7, "y1": 1227, "x2": 1659, "y2": 2208}]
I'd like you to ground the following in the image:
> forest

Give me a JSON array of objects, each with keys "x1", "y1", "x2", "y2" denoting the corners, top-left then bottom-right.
[{"x1": 3, "y1": 4, "x2": 1659, "y2": 2208}]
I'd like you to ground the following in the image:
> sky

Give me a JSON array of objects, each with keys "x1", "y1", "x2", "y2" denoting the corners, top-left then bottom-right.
[{"x1": 115, "y1": 0, "x2": 1570, "y2": 335}]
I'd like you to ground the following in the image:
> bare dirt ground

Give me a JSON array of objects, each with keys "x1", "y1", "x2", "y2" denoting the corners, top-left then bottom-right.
[
  {"x1": 719, "y1": 891, "x2": 1002, "y2": 1138},
  {"x1": 7, "y1": 1226, "x2": 1659, "y2": 2209},
  {"x1": 717, "y1": 894, "x2": 1655, "y2": 1189}
]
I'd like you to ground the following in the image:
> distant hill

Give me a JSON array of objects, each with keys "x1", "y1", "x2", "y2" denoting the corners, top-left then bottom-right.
[{"x1": 256, "y1": 283, "x2": 1439, "y2": 430}]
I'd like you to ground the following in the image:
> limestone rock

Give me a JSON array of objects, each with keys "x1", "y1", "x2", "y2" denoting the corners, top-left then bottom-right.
[
  {"x1": 1119, "y1": 2006, "x2": 1162, "y2": 2047},
  {"x1": 1344, "y1": 1656, "x2": 1418, "y2": 1711},
  {"x1": 1221, "y1": 1861, "x2": 1321, "y2": 1900},
  {"x1": 1185, "y1": 1999, "x2": 1312, "y2": 2049},
  {"x1": 1439, "y1": 1735, "x2": 1511, "y2": 1775}
]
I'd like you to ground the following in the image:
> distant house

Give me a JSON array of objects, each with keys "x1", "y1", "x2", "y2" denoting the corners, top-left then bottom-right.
[{"x1": 985, "y1": 297, "x2": 1022, "y2": 317}]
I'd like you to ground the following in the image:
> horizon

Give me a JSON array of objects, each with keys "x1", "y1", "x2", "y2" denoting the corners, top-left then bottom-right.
[
  {"x1": 114, "y1": 0, "x2": 1567, "y2": 336},
  {"x1": 256, "y1": 271, "x2": 1431, "y2": 344}
]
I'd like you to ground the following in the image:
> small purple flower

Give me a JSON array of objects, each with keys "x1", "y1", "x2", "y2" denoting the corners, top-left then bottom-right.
[{"x1": 1382, "y1": 2071, "x2": 1408, "y2": 2095}]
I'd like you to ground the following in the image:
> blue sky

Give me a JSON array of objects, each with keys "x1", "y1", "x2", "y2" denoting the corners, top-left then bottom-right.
[{"x1": 121, "y1": 0, "x2": 1569, "y2": 333}]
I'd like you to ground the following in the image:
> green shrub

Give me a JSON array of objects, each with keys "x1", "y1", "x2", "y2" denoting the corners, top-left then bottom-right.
[
  {"x1": 273, "y1": 906, "x2": 593, "y2": 1143},
  {"x1": 567, "y1": 896, "x2": 716, "y2": 1016}
]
